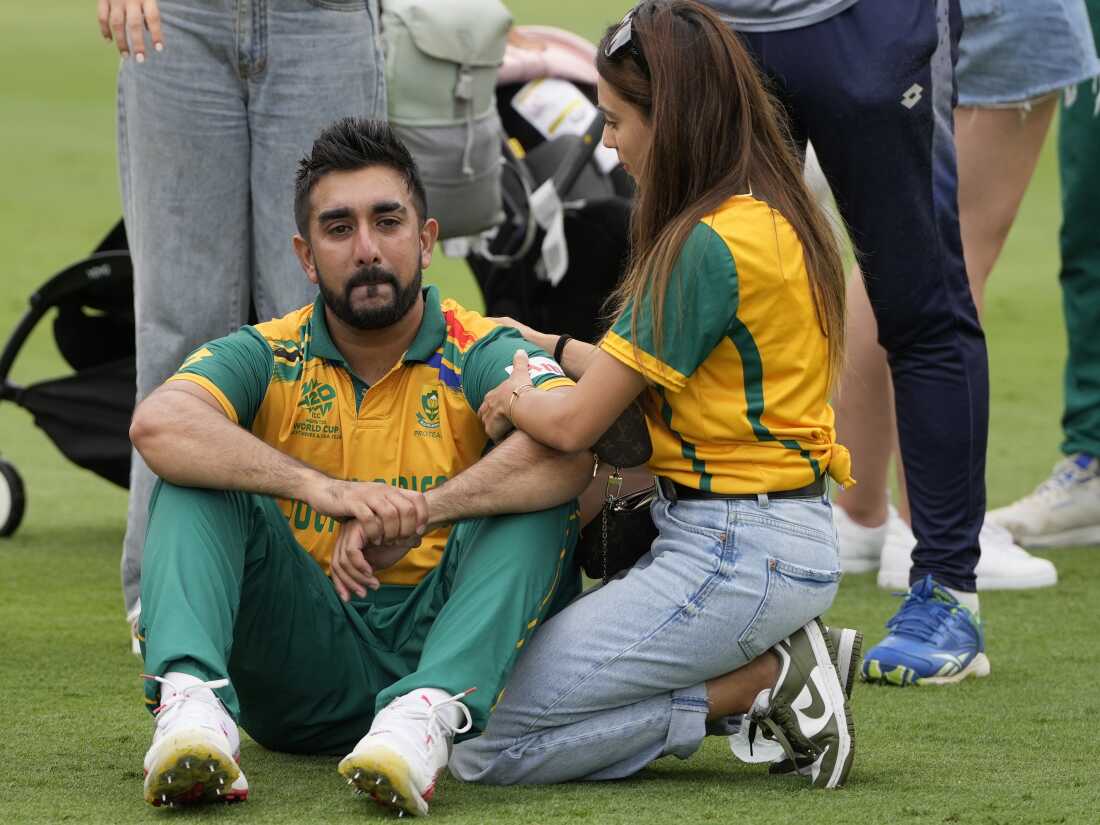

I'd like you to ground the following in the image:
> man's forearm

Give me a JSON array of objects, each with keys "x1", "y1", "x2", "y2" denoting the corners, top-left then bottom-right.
[
  {"x1": 130, "y1": 387, "x2": 326, "y2": 501},
  {"x1": 424, "y1": 431, "x2": 593, "y2": 525}
]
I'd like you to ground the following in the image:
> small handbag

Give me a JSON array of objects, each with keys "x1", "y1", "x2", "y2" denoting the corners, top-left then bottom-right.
[
  {"x1": 575, "y1": 470, "x2": 658, "y2": 582},
  {"x1": 576, "y1": 399, "x2": 659, "y2": 582}
]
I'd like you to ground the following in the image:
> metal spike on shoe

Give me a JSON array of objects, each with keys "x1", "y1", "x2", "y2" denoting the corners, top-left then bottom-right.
[
  {"x1": 391, "y1": 794, "x2": 398, "y2": 805},
  {"x1": 208, "y1": 764, "x2": 216, "y2": 773},
  {"x1": 398, "y1": 811, "x2": 405, "y2": 818},
  {"x1": 375, "y1": 776, "x2": 382, "y2": 786},
  {"x1": 166, "y1": 774, "x2": 173, "y2": 784},
  {"x1": 183, "y1": 759, "x2": 191, "y2": 770}
]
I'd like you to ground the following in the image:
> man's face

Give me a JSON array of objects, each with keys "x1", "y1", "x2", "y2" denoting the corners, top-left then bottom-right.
[{"x1": 294, "y1": 165, "x2": 438, "y2": 330}]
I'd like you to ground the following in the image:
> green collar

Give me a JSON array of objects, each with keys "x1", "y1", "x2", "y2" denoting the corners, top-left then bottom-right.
[
  {"x1": 307, "y1": 285, "x2": 446, "y2": 366},
  {"x1": 404, "y1": 285, "x2": 446, "y2": 363}
]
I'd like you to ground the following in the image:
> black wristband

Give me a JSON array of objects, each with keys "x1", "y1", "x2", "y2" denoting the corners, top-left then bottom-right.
[{"x1": 553, "y1": 334, "x2": 573, "y2": 364}]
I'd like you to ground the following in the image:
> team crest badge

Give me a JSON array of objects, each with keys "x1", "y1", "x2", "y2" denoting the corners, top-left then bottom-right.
[{"x1": 416, "y1": 388, "x2": 441, "y2": 430}]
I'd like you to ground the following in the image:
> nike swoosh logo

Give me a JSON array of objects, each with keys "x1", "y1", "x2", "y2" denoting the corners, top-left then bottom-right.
[
  {"x1": 773, "y1": 643, "x2": 792, "y2": 691},
  {"x1": 810, "y1": 743, "x2": 830, "y2": 783},
  {"x1": 791, "y1": 667, "x2": 832, "y2": 738}
]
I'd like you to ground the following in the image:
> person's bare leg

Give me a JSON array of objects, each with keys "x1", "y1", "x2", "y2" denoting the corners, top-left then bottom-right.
[
  {"x1": 954, "y1": 100, "x2": 1058, "y2": 314},
  {"x1": 706, "y1": 651, "x2": 780, "y2": 719},
  {"x1": 893, "y1": 100, "x2": 1058, "y2": 522},
  {"x1": 832, "y1": 265, "x2": 895, "y2": 527}
]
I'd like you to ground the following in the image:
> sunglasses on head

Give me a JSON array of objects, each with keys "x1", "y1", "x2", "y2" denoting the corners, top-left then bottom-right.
[{"x1": 604, "y1": 7, "x2": 650, "y2": 76}]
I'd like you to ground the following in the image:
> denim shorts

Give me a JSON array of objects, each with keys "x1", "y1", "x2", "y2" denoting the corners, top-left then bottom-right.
[{"x1": 956, "y1": 0, "x2": 1100, "y2": 106}]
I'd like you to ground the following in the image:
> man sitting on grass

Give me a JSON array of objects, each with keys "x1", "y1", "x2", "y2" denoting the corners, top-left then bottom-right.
[{"x1": 129, "y1": 118, "x2": 592, "y2": 816}]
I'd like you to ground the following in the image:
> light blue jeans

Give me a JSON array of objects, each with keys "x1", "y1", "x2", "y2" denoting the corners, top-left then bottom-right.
[
  {"x1": 118, "y1": 0, "x2": 386, "y2": 613},
  {"x1": 450, "y1": 487, "x2": 841, "y2": 784}
]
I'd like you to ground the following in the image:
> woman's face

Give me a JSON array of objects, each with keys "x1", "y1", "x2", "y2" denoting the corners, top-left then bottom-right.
[{"x1": 597, "y1": 75, "x2": 651, "y2": 180}]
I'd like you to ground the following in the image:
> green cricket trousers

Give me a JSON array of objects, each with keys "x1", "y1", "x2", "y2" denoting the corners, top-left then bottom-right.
[
  {"x1": 1059, "y1": 0, "x2": 1100, "y2": 458},
  {"x1": 138, "y1": 481, "x2": 580, "y2": 755}
]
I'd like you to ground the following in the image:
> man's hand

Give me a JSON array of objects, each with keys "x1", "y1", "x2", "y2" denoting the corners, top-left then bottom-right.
[
  {"x1": 306, "y1": 478, "x2": 428, "y2": 546},
  {"x1": 330, "y1": 522, "x2": 422, "y2": 602},
  {"x1": 98, "y1": 0, "x2": 164, "y2": 61}
]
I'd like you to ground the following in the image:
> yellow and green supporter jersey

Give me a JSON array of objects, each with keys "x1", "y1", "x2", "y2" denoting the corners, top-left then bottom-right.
[
  {"x1": 167, "y1": 285, "x2": 573, "y2": 585},
  {"x1": 600, "y1": 194, "x2": 853, "y2": 494}
]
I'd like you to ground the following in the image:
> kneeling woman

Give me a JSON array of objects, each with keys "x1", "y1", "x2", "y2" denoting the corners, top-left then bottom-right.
[{"x1": 453, "y1": 0, "x2": 855, "y2": 789}]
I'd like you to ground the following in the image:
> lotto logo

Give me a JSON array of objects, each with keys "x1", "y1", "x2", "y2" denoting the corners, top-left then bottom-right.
[{"x1": 901, "y1": 84, "x2": 923, "y2": 109}]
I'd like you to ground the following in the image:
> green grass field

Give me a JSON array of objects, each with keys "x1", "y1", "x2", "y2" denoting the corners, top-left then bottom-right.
[{"x1": 2, "y1": 2, "x2": 1098, "y2": 823}]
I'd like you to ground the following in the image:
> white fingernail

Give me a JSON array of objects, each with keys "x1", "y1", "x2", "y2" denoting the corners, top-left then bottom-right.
[
  {"x1": 155, "y1": 42, "x2": 164, "y2": 52},
  {"x1": 135, "y1": 52, "x2": 145, "y2": 63}
]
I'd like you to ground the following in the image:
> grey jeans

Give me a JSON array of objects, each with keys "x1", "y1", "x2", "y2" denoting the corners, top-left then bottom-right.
[{"x1": 118, "y1": 0, "x2": 385, "y2": 613}]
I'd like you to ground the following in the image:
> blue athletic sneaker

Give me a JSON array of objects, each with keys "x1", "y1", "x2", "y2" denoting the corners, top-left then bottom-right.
[{"x1": 861, "y1": 575, "x2": 990, "y2": 686}]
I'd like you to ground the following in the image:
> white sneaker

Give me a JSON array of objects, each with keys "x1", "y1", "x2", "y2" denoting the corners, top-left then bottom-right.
[
  {"x1": 339, "y1": 688, "x2": 474, "y2": 817},
  {"x1": 877, "y1": 509, "x2": 1058, "y2": 591},
  {"x1": 834, "y1": 505, "x2": 887, "y2": 573},
  {"x1": 142, "y1": 672, "x2": 248, "y2": 807},
  {"x1": 987, "y1": 453, "x2": 1100, "y2": 549}
]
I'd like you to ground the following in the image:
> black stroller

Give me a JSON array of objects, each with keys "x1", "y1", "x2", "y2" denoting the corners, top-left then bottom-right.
[
  {"x1": 0, "y1": 222, "x2": 135, "y2": 535},
  {"x1": 0, "y1": 27, "x2": 632, "y2": 538}
]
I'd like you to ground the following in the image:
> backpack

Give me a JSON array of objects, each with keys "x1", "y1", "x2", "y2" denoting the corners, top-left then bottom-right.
[{"x1": 380, "y1": 0, "x2": 512, "y2": 240}]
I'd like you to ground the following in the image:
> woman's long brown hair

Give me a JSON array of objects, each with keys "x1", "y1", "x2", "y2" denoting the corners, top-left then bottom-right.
[{"x1": 597, "y1": 0, "x2": 846, "y2": 386}]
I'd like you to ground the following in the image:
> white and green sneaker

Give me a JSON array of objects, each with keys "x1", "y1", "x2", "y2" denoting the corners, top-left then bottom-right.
[
  {"x1": 746, "y1": 619, "x2": 855, "y2": 789},
  {"x1": 987, "y1": 453, "x2": 1100, "y2": 549},
  {"x1": 730, "y1": 625, "x2": 861, "y2": 768}
]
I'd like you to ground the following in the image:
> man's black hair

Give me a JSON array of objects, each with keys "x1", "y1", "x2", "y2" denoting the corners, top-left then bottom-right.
[{"x1": 294, "y1": 118, "x2": 428, "y2": 237}]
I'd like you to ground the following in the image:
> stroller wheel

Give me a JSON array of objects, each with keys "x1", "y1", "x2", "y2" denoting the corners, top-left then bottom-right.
[{"x1": 0, "y1": 458, "x2": 26, "y2": 537}]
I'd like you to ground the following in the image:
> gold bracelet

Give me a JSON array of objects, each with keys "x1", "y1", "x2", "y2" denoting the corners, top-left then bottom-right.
[{"x1": 508, "y1": 383, "x2": 535, "y2": 421}]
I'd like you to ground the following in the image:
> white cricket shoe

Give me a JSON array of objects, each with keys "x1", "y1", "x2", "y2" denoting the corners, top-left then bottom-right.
[
  {"x1": 987, "y1": 453, "x2": 1100, "y2": 549},
  {"x1": 143, "y1": 672, "x2": 248, "y2": 807},
  {"x1": 834, "y1": 504, "x2": 887, "y2": 573},
  {"x1": 877, "y1": 509, "x2": 1057, "y2": 591},
  {"x1": 339, "y1": 688, "x2": 474, "y2": 817}
]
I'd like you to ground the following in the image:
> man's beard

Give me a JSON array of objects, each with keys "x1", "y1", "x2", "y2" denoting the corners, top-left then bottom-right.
[{"x1": 317, "y1": 262, "x2": 423, "y2": 330}]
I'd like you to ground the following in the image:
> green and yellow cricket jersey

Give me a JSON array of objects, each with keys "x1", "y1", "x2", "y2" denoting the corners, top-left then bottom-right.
[
  {"x1": 600, "y1": 194, "x2": 854, "y2": 494},
  {"x1": 167, "y1": 285, "x2": 573, "y2": 585}
]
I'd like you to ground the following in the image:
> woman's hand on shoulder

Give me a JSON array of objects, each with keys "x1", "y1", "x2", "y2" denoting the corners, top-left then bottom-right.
[{"x1": 487, "y1": 316, "x2": 549, "y2": 349}]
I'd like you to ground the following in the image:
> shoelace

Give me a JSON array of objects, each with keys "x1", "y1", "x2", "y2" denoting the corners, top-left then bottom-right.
[
  {"x1": 1032, "y1": 455, "x2": 1099, "y2": 500},
  {"x1": 747, "y1": 708, "x2": 817, "y2": 768},
  {"x1": 885, "y1": 590, "x2": 958, "y2": 642},
  {"x1": 425, "y1": 690, "x2": 475, "y2": 741},
  {"x1": 143, "y1": 674, "x2": 230, "y2": 716},
  {"x1": 377, "y1": 688, "x2": 476, "y2": 746}
]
